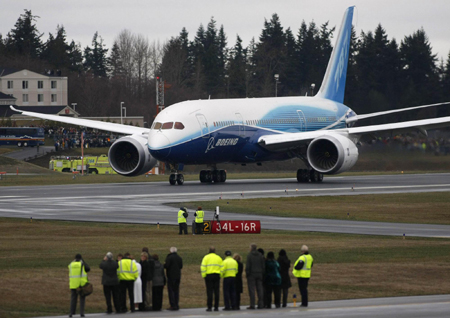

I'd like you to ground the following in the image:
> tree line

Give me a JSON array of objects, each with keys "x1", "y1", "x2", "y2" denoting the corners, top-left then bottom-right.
[{"x1": 1, "y1": 9, "x2": 449, "y2": 124}]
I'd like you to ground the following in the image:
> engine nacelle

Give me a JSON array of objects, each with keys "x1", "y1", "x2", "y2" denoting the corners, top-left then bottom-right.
[
  {"x1": 108, "y1": 135, "x2": 157, "y2": 176},
  {"x1": 307, "y1": 134, "x2": 359, "y2": 175}
]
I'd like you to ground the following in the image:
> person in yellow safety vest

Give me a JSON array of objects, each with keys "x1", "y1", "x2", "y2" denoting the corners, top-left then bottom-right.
[
  {"x1": 68, "y1": 253, "x2": 91, "y2": 317},
  {"x1": 221, "y1": 250, "x2": 239, "y2": 310},
  {"x1": 292, "y1": 245, "x2": 314, "y2": 307},
  {"x1": 194, "y1": 206, "x2": 205, "y2": 235},
  {"x1": 117, "y1": 252, "x2": 139, "y2": 313},
  {"x1": 201, "y1": 246, "x2": 223, "y2": 311},
  {"x1": 178, "y1": 207, "x2": 189, "y2": 235}
]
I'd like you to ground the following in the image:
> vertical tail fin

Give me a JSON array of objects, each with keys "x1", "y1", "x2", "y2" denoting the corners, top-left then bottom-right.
[{"x1": 316, "y1": 6, "x2": 354, "y2": 103}]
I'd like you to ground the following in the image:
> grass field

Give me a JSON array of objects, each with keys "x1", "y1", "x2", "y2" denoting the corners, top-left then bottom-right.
[
  {"x1": 0, "y1": 218, "x2": 450, "y2": 318},
  {"x1": 173, "y1": 192, "x2": 450, "y2": 225}
]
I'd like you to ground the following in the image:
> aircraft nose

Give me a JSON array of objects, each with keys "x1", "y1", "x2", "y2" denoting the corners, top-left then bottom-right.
[{"x1": 148, "y1": 132, "x2": 171, "y2": 159}]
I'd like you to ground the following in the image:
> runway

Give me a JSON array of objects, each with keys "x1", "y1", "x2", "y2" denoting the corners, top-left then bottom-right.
[
  {"x1": 1, "y1": 173, "x2": 450, "y2": 237},
  {"x1": 33, "y1": 295, "x2": 450, "y2": 318},
  {"x1": 3, "y1": 173, "x2": 450, "y2": 318}
]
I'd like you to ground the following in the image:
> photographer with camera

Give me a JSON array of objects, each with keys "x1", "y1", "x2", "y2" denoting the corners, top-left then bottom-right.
[{"x1": 178, "y1": 207, "x2": 189, "y2": 235}]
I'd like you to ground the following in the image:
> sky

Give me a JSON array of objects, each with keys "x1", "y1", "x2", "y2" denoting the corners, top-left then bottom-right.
[{"x1": 1, "y1": 0, "x2": 449, "y2": 61}]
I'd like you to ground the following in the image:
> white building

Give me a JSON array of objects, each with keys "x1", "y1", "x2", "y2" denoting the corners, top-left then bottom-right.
[{"x1": 0, "y1": 68, "x2": 68, "y2": 107}]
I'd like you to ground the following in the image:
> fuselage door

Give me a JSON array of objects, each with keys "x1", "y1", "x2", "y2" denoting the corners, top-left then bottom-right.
[
  {"x1": 297, "y1": 110, "x2": 307, "y2": 132},
  {"x1": 235, "y1": 112, "x2": 245, "y2": 137},
  {"x1": 196, "y1": 114, "x2": 210, "y2": 138}
]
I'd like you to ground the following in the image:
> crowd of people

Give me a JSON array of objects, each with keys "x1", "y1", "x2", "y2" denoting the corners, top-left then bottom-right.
[
  {"x1": 68, "y1": 243, "x2": 313, "y2": 316},
  {"x1": 363, "y1": 134, "x2": 450, "y2": 155},
  {"x1": 48, "y1": 126, "x2": 118, "y2": 151}
]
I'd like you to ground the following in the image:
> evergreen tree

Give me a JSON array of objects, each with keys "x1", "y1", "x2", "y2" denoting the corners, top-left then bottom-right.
[
  {"x1": 202, "y1": 18, "x2": 225, "y2": 97},
  {"x1": 254, "y1": 13, "x2": 286, "y2": 96},
  {"x1": 6, "y1": 10, "x2": 43, "y2": 58},
  {"x1": 41, "y1": 25, "x2": 70, "y2": 69},
  {"x1": 108, "y1": 42, "x2": 124, "y2": 78},
  {"x1": 245, "y1": 37, "x2": 258, "y2": 97},
  {"x1": 84, "y1": 32, "x2": 109, "y2": 77},
  {"x1": 192, "y1": 23, "x2": 206, "y2": 95},
  {"x1": 227, "y1": 35, "x2": 247, "y2": 97},
  {"x1": 67, "y1": 40, "x2": 83, "y2": 73},
  {"x1": 400, "y1": 28, "x2": 439, "y2": 107},
  {"x1": 284, "y1": 27, "x2": 299, "y2": 94}
]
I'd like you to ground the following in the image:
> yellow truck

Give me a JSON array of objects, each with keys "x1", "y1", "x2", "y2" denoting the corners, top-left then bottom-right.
[{"x1": 49, "y1": 155, "x2": 116, "y2": 174}]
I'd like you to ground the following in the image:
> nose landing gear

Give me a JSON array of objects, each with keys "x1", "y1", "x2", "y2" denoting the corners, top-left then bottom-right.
[{"x1": 169, "y1": 173, "x2": 184, "y2": 185}]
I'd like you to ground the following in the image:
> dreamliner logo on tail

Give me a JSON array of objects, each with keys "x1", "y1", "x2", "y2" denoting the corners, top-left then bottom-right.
[{"x1": 334, "y1": 29, "x2": 349, "y2": 92}]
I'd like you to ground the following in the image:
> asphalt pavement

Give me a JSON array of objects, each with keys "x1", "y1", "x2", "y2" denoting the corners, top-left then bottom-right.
[{"x1": 33, "y1": 295, "x2": 450, "y2": 318}]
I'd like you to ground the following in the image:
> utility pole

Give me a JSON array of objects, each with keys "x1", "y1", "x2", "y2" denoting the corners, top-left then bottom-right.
[{"x1": 156, "y1": 77, "x2": 164, "y2": 114}]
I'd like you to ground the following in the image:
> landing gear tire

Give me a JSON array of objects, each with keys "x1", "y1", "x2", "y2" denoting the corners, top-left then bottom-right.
[
  {"x1": 169, "y1": 174, "x2": 177, "y2": 185},
  {"x1": 200, "y1": 170, "x2": 206, "y2": 183},
  {"x1": 310, "y1": 170, "x2": 323, "y2": 183},
  {"x1": 176, "y1": 174, "x2": 184, "y2": 185},
  {"x1": 200, "y1": 169, "x2": 226, "y2": 183},
  {"x1": 297, "y1": 169, "x2": 310, "y2": 182},
  {"x1": 219, "y1": 170, "x2": 227, "y2": 182},
  {"x1": 205, "y1": 170, "x2": 212, "y2": 183},
  {"x1": 199, "y1": 170, "x2": 212, "y2": 183},
  {"x1": 212, "y1": 170, "x2": 220, "y2": 183}
]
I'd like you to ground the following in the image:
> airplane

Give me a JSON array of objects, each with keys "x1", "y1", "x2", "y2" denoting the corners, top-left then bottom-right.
[{"x1": 10, "y1": 6, "x2": 450, "y2": 185}]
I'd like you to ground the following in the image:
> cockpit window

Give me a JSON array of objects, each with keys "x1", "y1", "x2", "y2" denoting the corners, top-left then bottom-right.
[
  {"x1": 162, "y1": 122, "x2": 174, "y2": 129},
  {"x1": 153, "y1": 122, "x2": 162, "y2": 130},
  {"x1": 174, "y1": 122, "x2": 185, "y2": 130}
]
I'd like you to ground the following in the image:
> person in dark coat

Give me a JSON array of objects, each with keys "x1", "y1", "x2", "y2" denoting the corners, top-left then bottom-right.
[
  {"x1": 139, "y1": 252, "x2": 151, "y2": 311},
  {"x1": 152, "y1": 254, "x2": 166, "y2": 311},
  {"x1": 100, "y1": 252, "x2": 120, "y2": 314},
  {"x1": 141, "y1": 247, "x2": 155, "y2": 310},
  {"x1": 246, "y1": 243, "x2": 265, "y2": 309},
  {"x1": 164, "y1": 246, "x2": 183, "y2": 311},
  {"x1": 277, "y1": 249, "x2": 292, "y2": 307},
  {"x1": 264, "y1": 251, "x2": 282, "y2": 308},
  {"x1": 233, "y1": 253, "x2": 243, "y2": 310}
]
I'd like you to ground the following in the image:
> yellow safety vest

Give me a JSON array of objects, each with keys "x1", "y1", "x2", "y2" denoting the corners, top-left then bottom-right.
[
  {"x1": 201, "y1": 253, "x2": 223, "y2": 278},
  {"x1": 117, "y1": 259, "x2": 138, "y2": 281},
  {"x1": 195, "y1": 210, "x2": 204, "y2": 223},
  {"x1": 221, "y1": 256, "x2": 238, "y2": 278},
  {"x1": 292, "y1": 254, "x2": 313, "y2": 278},
  {"x1": 178, "y1": 210, "x2": 187, "y2": 223},
  {"x1": 68, "y1": 261, "x2": 88, "y2": 289}
]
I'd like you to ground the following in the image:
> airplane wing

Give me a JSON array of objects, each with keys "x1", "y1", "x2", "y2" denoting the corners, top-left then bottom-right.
[
  {"x1": 259, "y1": 115, "x2": 450, "y2": 152},
  {"x1": 346, "y1": 101, "x2": 450, "y2": 124},
  {"x1": 10, "y1": 106, "x2": 149, "y2": 135}
]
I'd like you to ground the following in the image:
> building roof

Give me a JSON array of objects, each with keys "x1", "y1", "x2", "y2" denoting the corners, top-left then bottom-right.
[
  {"x1": 0, "y1": 67, "x2": 20, "y2": 77},
  {"x1": 0, "y1": 91, "x2": 17, "y2": 100},
  {"x1": 0, "y1": 67, "x2": 64, "y2": 78}
]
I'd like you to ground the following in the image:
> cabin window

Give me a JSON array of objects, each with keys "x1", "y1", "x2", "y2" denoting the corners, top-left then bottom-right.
[
  {"x1": 153, "y1": 122, "x2": 162, "y2": 130},
  {"x1": 174, "y1": 122, "x2": 185, "y2": 130},
  {"x1": 162, "y1": 122, "x2": 174, "y2": 129}
]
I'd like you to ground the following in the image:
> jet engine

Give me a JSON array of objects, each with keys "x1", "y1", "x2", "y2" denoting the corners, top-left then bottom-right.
[
  {"x1": 307, "y1": 134, "x2": 358, "y2": 174},
  {"x1": 108, "y1": 135, "x2": 157, "y2": 176}
]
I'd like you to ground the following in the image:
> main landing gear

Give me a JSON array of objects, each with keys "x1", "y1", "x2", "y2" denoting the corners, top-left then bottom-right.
[
  {"x1": 169, "y1": 173, "x2": 184, "y2": 185},
  {"x1": 297, "y1": 169, "x2": 323, "y2": 183},
  {"x1": 199, "y1": 169, "x2": 227, "y2": 183}
]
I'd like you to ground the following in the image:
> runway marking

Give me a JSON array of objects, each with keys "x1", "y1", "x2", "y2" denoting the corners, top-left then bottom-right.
[{"x1": 2, "y1": 183, "x2": 450, "y2": 202}]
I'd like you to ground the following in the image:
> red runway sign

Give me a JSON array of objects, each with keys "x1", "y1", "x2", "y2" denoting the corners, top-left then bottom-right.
[{"x1": 203, "y1": 220, "x2": 261, "y2": 234}]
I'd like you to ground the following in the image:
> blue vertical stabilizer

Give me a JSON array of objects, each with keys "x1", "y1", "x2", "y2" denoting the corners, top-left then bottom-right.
[{"x1": 316, "y1": 6, "x2": 354, "y2": 103}]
